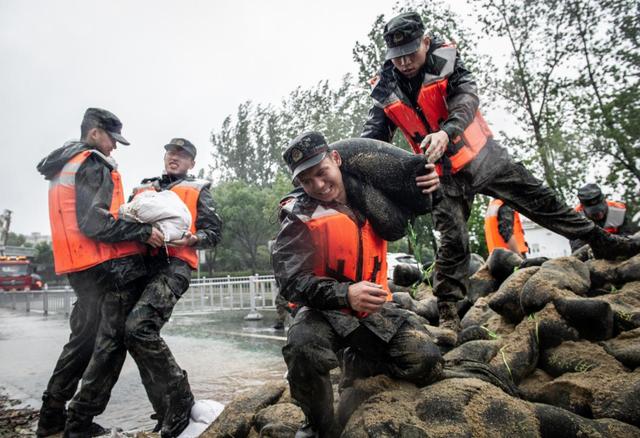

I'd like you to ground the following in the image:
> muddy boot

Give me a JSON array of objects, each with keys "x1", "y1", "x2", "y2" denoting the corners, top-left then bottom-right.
[
  {"x1": 150, "y1": 413, "x2": 163, "y2": 433},
  {"x1": 295, "y1": 422, "x2": 320, "y2": 438},
  {"x1": 161, "y1": 371, "x2": 195, "y2": 438},
  {"x1": 587, "y1": 226, "x2": 640, "y2": 260},
  {"x1": 36, "y1": 393, "x2": 66, "y2": 437},
  {"x1": 437, "y1": 301, "x2": 460, "y2": 347}
]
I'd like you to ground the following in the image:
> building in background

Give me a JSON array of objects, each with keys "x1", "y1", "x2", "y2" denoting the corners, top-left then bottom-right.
[
  {"x1": 25, "y1": 232, "x2": 51, "y2": 246},
  {"x1": 521, "y1": 216, "x2": 571, "y2": 258}
]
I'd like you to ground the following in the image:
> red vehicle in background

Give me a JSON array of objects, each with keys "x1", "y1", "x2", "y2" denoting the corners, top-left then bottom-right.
[{"x1": 0, "y1": 256, "x2": 44, "y2": 291}]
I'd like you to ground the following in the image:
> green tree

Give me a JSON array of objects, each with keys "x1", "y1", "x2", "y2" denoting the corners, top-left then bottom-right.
[
  {"x1": 33, "y1": 241, "x2": 56, "y2": 282},
  {"x1": 566, "y1": 0, "x2": 639, "y2": 214},
  {"x1": 472, "y1": 0, "x2": 592, "y2": 199},
  {"x1": 211, "y1": 174, "x2": 291, "y2": 273},
  {"x1": 6, "y1": 232, "x2": 26, "y2": 246}
]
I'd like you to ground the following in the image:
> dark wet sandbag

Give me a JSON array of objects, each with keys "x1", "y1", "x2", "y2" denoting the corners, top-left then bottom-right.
[
  {"x1": 342, "y1": 173, "x2": 410, "y2": 241},
  {"x1": 554, "y1": 297, "x2": 614, "y2": 341},
  {"x1": 534, "y1": 403, "x2": 640, "y2": 438},
  {"x1": 487, "y1": 248, "x2": 523, "y2": 285},
  {"x1": 332, "y1": 138, "x2": 433, "y2": 213}
]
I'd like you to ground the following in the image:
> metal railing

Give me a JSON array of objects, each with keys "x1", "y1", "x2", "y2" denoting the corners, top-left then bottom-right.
[{"x1": 0, "y1": 275, "x2": 278, "y2": 317}]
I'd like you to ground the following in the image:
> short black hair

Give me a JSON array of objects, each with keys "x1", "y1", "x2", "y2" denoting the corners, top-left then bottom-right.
[{"x1": 80, "y1": 118, "x2": 100, "y2": 140}]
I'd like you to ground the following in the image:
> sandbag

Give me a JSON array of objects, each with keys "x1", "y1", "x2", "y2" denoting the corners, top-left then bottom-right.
[
  {"x1": 554, "y1": 298, "x2": 614, "y2": 341},
  {"x1": 119, "y1": 189, "x2": 191, "y2": 241},
  {"x1": 487, "y1": 248, "x2": 523, "y2": 284},
  {"x1": 467, "y1": 264, "x2": 497, "y2": 304},
  {"x1": 489, "y1": 266, "x2": 540, "y2": 323},
  {"x1": 331, "y1": 138, "x2": 438, "y2": 241},
  {"x1": 601, "y1": 327, "x2": 640, "y2": 369},
  {"x1": 331, "y1": 138, "x2": 433, "y2": 214}
]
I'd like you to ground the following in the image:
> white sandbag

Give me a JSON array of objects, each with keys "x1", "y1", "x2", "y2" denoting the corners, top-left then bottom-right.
[
  {"x1": 177, "y1": 399, "x2": 225, "y2": 438},
  {"x1": 119, "y1": 190, "x2": 191, "y2": 242}
]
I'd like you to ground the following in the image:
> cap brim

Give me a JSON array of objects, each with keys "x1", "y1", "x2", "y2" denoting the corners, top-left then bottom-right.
[
  {"x1": 164, "y1": 144, "x2": 196, "y2": 158},
  {"x1": 291, "y1": 151, "x2": 327, "y2": 181},
  {"x1": 109, "y1": 132, "x2": 130, "y2": 145},
  {"x1": 385, "y1": 37, "x2": 422, "y2": 60}
]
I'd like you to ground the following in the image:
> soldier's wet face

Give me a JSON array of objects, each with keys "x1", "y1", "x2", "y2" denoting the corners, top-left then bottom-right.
[
  {"x1": 164, "y1": 148, "x2": 195, "y2": 176},
  {"x1": 89, "y1": 128, "x2": 117, "y2": 156},
  {"x1": 297, "y1": 151, "x2": 346, "y2": 204},
  {"x1": 391, "y1": 37, "x2": 430, "y2": 78}
]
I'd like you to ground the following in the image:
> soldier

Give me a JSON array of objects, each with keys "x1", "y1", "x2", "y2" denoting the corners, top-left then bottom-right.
[
  {"x1": 484, "y1": 198, "x2": 528, "y2": 258},
  {"x1": 361, "y1": 12, "x2": 640, "y2": 336},
  {"x1": 272, "y1": 132, "x2": 443, "y2": 437},
  {"x1": 570, "y1": 183, "x2": 638, "y2": 251},
  {"x1": 35, "y1": 108, "x2": 164, "y2": 437},
  {"x1": 125, "y1": 138, "x2": 222, "y2": 438}
]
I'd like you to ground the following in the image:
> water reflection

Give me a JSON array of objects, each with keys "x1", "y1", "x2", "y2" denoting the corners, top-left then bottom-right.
[{"x1": 0, "y1": 308, "x2": 287, "y2": 431}]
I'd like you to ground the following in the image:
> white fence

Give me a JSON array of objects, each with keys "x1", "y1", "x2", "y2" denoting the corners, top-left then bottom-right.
[{"x1": 0, "y1": 275, "x2": 278, "y2": 317}]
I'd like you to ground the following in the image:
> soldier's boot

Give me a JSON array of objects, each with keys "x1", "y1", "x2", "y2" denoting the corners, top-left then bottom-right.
[
  {"x1": 436, "y1": 301, "x2": 460, "y2": 347},
  {"x1": 295, "y1": 419, "x2": 341, "y2": 438},
  {"x1": 36, "y1": 393, "x2": 66, "y2": 437},
  {"x1": 295, "y1": 422, "x2": 320, "y2": 438},
  {"x1": 63, "y1": 413, "x2": 108, "y2": 438},
  {"x1": 587, "y1": 226, "x2": 640, "y2": 260},
  {"x1": 150, "y1": 413, "x2": 163, "y2": 433},
  {"x1": 161, "y1": 371, "x2": 194, "y2": 438}
]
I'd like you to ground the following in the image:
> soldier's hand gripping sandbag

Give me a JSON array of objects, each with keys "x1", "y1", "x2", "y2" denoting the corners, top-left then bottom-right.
[{"x1": 331, "y1": 138, "x2": 438, "y2": 215}]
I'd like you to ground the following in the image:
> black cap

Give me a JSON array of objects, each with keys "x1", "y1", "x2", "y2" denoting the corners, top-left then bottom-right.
[
  {"x1": 283, "y1": 131, "x2": 328, "y2": 181},
  {"x1": 383, "y1": 12, "x2": 425, "y2": 60},
  {"x1": 164, "y1": 138, "x2": 197, "y2": 159},
  {"x1": 82, "y1": 108, "x2": 130, "y2": 145},
  {"x1": 578, "y1": 183, "x2": 606, "y2": 218}
]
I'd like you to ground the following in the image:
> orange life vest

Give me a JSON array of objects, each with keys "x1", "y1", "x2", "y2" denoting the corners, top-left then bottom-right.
[
  {"x1": 484, "y1": 199, "x2": 528, "y2": 255},
  {"x1": 132, "y1": 178, "x2": 209, "y2": 269},
  {"x1": 283, "y1": 200, "x2": 391, "y2": 317},
  {"x1": 576, "y1": 200, "x2": 627, "y2": 234},
  {"x1": 48, "y1": 150, "x2": 145, "y2": 275},
  {"x1": 373, "y1": 45, "x2": 492, "y2": 176}
]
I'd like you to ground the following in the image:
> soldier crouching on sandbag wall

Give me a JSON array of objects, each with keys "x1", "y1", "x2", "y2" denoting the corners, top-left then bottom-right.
[
  {"x1": 272, "y1": 131, "x2": 443, "y2": 438},
  {"x1": 125, "y1": 138, "x2": 222, "y2": 437},
  {"x1": 361, "y1": 11, "x2": 640, "y2": 339}
]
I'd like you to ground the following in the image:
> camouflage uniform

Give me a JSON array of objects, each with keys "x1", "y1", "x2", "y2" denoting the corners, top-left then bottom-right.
[
  {"x1": 124, "y1": 172, "x2": 222, "y2": 435},
  {"x1": 36, "y1": 133, "x2": 152, "y2": 437},
  {"x1": 362, "y1": 37, "x2": 596, "y2": 304},
  {"x1": 273, "y1": 190, "x2": 442, "y2": 436}
]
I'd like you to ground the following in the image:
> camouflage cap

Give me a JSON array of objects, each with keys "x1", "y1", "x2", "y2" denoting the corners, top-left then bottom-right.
[
  {"x1": 383, "y1": 12, "x2": 425, "y2": 60},
  {"x1": 578, "y1": 183, "x2": 606, "y2": 218},
  {"x1": 82, "y1": 107, "x2": 130, "y2": 145},
  {"x1": 283, "y1": 131, "x2": 328, "y2": 181},
  {"x1": 164, "y1": 138, "x2": 197, "y2": 159}
]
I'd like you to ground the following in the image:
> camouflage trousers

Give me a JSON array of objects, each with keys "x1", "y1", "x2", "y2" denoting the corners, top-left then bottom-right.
[
  {"x1": 65, "y1": 274, "x2": 148, "y2": 421},
  {"x1": 41, "y1": 267, "x2": 109, "y2": 407},
  {"x1": 282, "y1": 309, "x2": 442, "y2": 435},
  {"x1": 433, "y1": 151, "x2": 595, "y2": 303},
  {"x1": 123, "y1": 257, "x2": 193, "y2": 420}
]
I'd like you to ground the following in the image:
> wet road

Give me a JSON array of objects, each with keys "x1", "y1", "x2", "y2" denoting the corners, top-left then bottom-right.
[{"x1": 0, "y1": 308, "x2": 287, "y2": 432}]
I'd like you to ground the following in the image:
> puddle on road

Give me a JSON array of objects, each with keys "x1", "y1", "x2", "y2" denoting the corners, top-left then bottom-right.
[{"x1": 0, "y1": 308, "x2": 288, "y2": 432}]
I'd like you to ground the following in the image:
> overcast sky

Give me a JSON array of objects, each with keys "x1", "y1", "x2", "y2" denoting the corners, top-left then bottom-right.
[{"x1": 1, "y1": 0, "x2": 517, "y2": 236}]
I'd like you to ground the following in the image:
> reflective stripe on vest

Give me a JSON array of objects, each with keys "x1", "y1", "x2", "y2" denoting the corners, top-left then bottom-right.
[
  {"x1": 378, "y1": 45, "x2": 492, "y2": 176},
  {"x1": 48, "y1": 150, "x2": 145, "y2": 275},
  {"x1": 132, "y1": 178, "x2": 209, "y2": 269},
  {"x1": 576, "y1": 200, "x2": 626, "y2": 234},
  {"x1": 287, "y1": 201, "x2": 391, "y2": 318},
  {"x1": 484, "y1": 199, "x2": 528, "y2": 255}
]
